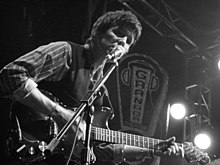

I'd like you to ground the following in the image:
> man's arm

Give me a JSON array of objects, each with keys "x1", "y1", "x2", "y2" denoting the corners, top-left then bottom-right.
[
  {"x1": 93, "y1": 136, "x2": 184, "y2": 164},
  {"x1": 18, "y1": 87, "x2": 85, "y2": 139}
]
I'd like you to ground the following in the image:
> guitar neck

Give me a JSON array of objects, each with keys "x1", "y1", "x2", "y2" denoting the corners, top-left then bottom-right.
[
  {"x1": 91, "y1": 126, "x2": 166, "y2": 150},
  {"x1": 91, "y1": 127, "x2": 211, "y2": 165}
]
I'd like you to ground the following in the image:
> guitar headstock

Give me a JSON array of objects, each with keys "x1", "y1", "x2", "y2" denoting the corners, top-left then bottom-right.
[{"x1": 184, "y1": 142, "x2": 211, "y2": 165}]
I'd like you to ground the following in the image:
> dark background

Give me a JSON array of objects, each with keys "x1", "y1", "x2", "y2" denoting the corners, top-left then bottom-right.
[{"x1": 1, "y1": 0, "x2": 220, "y2": 164}]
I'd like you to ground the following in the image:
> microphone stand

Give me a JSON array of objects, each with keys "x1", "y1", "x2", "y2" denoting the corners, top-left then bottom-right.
[{"x1": 45, "y1": 59, "x2": 118, "y2": 165}]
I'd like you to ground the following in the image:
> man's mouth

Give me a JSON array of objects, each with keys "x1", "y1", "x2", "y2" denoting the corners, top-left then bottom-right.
[
  {"x1": 107, "y1": 46, "x2": 115, "y2": 54},
  {"x1": 108, "y1": 46, "x2": 124, "y2": 54}
]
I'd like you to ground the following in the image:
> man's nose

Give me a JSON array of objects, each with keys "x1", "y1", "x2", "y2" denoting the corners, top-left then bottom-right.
[{"x1": 117, "y1": 36, "x2": 128, "y2": 46}]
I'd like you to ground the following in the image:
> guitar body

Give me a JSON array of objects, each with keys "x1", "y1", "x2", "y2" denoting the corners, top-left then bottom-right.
[
  {"x1": 92, "y1": 107, "x2": 111, "y2": 129},
  {"x1": 6, "y1": 100, "x2": 112, "y2": 165}
]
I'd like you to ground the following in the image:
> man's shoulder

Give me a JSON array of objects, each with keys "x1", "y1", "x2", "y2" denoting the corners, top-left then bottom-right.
[
  {"x1": 65, "y1": 41, "x2": 83, "y2": 48},
  {"x1": 46, "y1": 41, "x2": 84, "y2": 55},
  {"x1": 49, "y1": 41, "x2": 72, "y2": 47},
  {"x1": 65, "y1": 41, "x2": 85, "y2": 54}
]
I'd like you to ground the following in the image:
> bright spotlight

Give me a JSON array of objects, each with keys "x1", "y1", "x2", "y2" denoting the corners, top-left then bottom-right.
[
  {"x1": 194, "y1": 133, "x2": 211, "y2": 150},
  {"x1": 170, "y1": 103, "x2": 186, "y2": 120},
  {"x1": 218, "y1": 59, "x2": 220, "y2": 70}
]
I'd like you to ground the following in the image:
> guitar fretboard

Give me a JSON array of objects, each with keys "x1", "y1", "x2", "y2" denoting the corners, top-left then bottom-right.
[
  {"x1": 91, "y1": 127, "x2": 166, "y2": 150},
  {"x1": 90, "y1": 127, "x2": 210, "y2": 165}
]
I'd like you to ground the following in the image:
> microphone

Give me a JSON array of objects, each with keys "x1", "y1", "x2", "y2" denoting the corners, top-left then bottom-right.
[{"x1": 106, "y1": 47, "x2": 125, "y2": 61}]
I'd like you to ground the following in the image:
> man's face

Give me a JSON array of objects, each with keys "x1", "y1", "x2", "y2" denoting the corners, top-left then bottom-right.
[{"x1": 99, "y1": 26, "x2": 135, "y2": 60}]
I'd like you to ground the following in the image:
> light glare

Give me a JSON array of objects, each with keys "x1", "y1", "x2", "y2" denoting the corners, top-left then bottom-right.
[
  {"x1": 170, "y1": 103, "x2": 186, "y2": 119},
  {"x1": 194, "y1": 133, "x2": 211, "y2": 149},
  {"x1": 218, "y1": 60, "x2": 220, "y2": 70}
]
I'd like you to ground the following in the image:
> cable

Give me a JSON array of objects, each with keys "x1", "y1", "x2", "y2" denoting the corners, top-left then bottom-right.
[{"x1": 65, "y1": 112, "x2": 85, "y2": 165}]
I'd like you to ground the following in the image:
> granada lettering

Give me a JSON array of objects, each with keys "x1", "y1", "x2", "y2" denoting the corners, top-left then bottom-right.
[
  {"x1": 130, "y1": 67, "x2": 150, "y2": 124},
  {"x1": 136, "y1": 70, "x2": 147, "y2": 79}
]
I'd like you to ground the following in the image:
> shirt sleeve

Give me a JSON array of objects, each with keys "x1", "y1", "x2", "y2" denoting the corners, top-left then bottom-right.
[
  {"x1": 93, "y1": 143, "x2": 124, "y2": 164},
  {"x1": 0, "y1": 41, "x2": 72, "y2": 100}
]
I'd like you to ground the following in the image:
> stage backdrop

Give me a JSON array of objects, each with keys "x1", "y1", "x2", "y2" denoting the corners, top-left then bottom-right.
[{"x1": 105, "y1": 53, "x2": 169, "y2": 165}]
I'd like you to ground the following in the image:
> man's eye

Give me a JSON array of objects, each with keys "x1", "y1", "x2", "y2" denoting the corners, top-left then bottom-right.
[
  {"x1": 113, "y1": 30, "x2": 125, "y2": 38},
  {"x1": 126, "y1": 37, "x2": 133, "y2": 45},
  {"x1": 113, "y1": 29, "x2": 134, "y2": 45}
]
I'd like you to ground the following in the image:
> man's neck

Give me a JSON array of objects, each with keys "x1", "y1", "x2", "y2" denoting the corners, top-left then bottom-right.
[{"x1": 87, "y1": 39, "x2": 107, "y2": 73}]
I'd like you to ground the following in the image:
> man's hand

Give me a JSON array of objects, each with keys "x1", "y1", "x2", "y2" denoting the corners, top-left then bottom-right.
[
  {"x1": 164, "y1": 136, "x2": 184, "y2": 157},
  {"x1": 56, "y1": 105, "x2": 86, "y2": 140},
  {"x1": 155, "y1": 136, "x2": 184, "y2": 158}
]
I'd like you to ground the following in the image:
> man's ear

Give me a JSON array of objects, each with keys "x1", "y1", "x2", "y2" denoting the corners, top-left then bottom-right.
[{"x1": 85, "y1": 37, "x2": 93, "y2": 45}]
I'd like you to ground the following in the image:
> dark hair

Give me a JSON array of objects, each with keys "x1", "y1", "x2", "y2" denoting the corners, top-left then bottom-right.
[{"x1": 90, "y1": 10, "x2": 142, "y2": 47}]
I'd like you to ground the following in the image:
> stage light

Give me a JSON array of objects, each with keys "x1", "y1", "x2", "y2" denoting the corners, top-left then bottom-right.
[
  {"x1": 218, "y1": 59, "x2": 220, "y2": 70},
  {"x1": 170, "y1": 103, "x2": 186, "y2": 120},
  {"x1": 194, "y1": 133, "x2": 211, "y2": 149}
]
